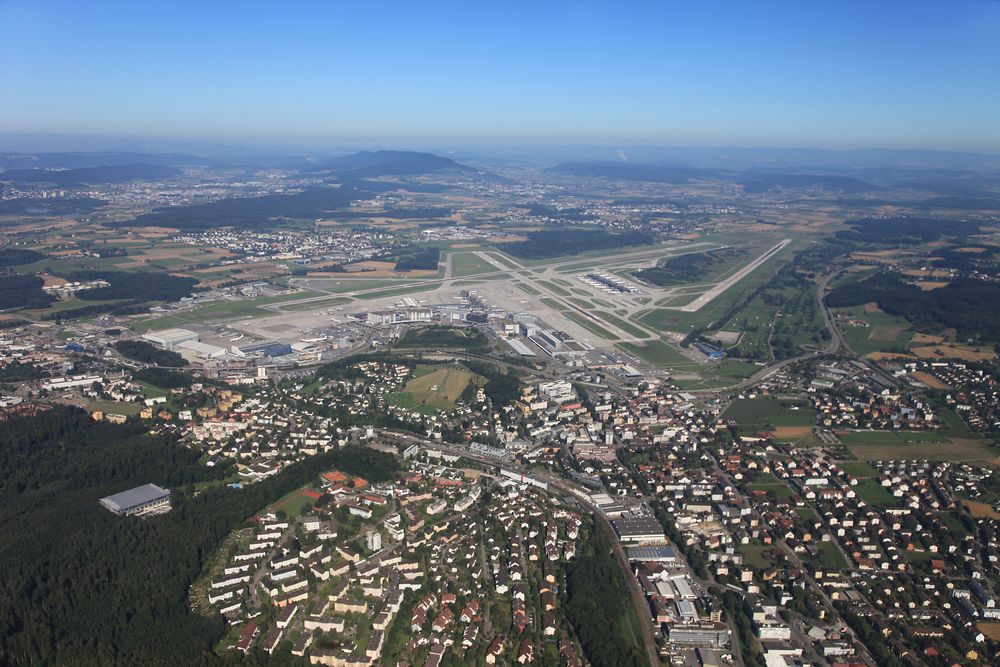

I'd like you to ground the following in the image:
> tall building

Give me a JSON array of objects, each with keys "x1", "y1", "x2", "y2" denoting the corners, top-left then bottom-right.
[{"x1": 366, "y1": 530, "x2": 382, "y2": 551}]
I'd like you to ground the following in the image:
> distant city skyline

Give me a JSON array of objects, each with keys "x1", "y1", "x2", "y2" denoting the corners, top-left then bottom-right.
[{"x1": 1, "y1": 1, "x2": 999, "y2": 151}]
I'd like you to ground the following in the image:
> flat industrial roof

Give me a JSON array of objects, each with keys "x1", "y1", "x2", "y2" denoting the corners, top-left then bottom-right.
[
  {"x1": 100, "y1": 483, "x2": 170, "y2": 511},
  {"x1": 626, "y1": 545, "x2": 677, "y2": 561},
  {"x1": 504, "y1": 338, "x2": 537, "y2": 357},
  {"x1": 612, "y1": 516, "x2": 665, "y2": 537},
  {"x1": 143, "y1": 328, "x2": 198, "y2": 342}
]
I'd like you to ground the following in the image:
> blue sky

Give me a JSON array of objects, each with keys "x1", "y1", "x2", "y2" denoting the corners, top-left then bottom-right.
[{"x1": 1, "y1": 1, "x2": 998, "y2": 150}]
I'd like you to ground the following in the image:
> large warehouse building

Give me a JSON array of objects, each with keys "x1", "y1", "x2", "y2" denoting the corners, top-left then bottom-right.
[
  {"x1": 142, "y1": 328, "x2": 199, "y2": 350},
  {"x1": 99, "y1": 483, "x2": 172, "y2": 517}
]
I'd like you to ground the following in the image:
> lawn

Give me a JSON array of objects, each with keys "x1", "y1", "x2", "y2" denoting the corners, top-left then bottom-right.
[
  {"x1": 592, "y1": 310, "x2": 651, "y2": 339},
  {"x1": 311, "y1": 278, "x2": 408, "y2": 293},
  {"x1": 536, "y1": 280, "x2": 572, "y2": 297},
  {"x1": 563, "y1": 311, "x2": 617, "y2": 340},
  {"x1": 936, "y1": 511, "x2": 971, "y2": 540},
  {"x1": 854, "y1": 479, "x2": 899, "y2": 506},
  {"x1": 355, "y1": 283, "x2": 440, "y2": 300},
  {"x1": 738, "y1": 542, "x2": 777, "y2": 568},
  {"x1": 451, "y1": 252, "x2": 498, "y2": 277},
  {"x1": 748, "y1": 474, "x2": 794, "y2": 500},
  {"x1": 813, "y1": 541, "x2": 847, "y2": 570},
  {"x1": 277, "y1": 296, "x2": 351, "y2": 312},
  {"x1": 483, "y1": 252, "x2": 522, "y2": 270},
  {"x1": 619, "y1": 340, "x2": 702, "y2": 368},
  {"x1": 836, "y1": 461, "x2": 879, "y2": 478},
  {"x1": 513, "y1": 281, "x2": 541, "y2": 296}
]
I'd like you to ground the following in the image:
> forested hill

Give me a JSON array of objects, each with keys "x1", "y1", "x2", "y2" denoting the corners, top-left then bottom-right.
[
  {"x1": 0, "y1": 164, "x2": 181, "y2": 185},
  {"x1": 109, "y1": 184, "x2": 370, "y2": 230},
  {"x1": 739, "y1": 173, "x2": 880, "y2": 193},
  {"x1": 304, "y1": 150, "x2": 477, "y2": 177},
  {"x1": 0, "y1": 407, "x2": 397, "y2": 665}
]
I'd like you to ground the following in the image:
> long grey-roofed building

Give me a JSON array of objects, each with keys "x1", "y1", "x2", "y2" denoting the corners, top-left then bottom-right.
[
  {"x1": 626, "y1": 545, "x2": 678, "y2": 562},
  {"x1": 100, "y1": 483, "x2": 172, "y2": 516}
]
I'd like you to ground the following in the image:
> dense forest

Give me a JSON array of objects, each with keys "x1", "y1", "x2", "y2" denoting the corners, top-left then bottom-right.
[
  {"x1": 72, "y1": 271, "x2": 198, "y2": 303},
  {"x1": 927, "y1": 245, "x2": 1000, "y2": 274},
  {"x1": 109, "y1": 185, "x2": 371, "y2": 231},
  {"x1": 497, "y1": 229, "x2": 654, "y2": 259},
  {"x1": 565, "y1": 518, "x2": 649, "y2": 667},
  {"x1": 0, "y1": 361, "x2": 48, "y2": 382},
  {"x1": 0, "y1": 164, "x2": 180, "y2": 186},
  {"x1": 633, "y1": 250, "x2": 723, "y2": 286},
  {"x1": 0, "y1": 248, "x2": 46, "y2": 266},
  {"x1": 463, "y1": 360, "x2": 522, "y2": 406},
  {"x1": 133, "y1": 367, "x2": 193, "y2": 388},
  {"x1": 397, "y1": 325, "x2": 489, "y2": 350},
  {"x1": 0, "y1": 196, "x2": 106, "y2": 216},
  {"x1": 115, "y1": 340, "x2": 187, "y2": 367},
  {"x1": 835, "y1": 216, "x2": 967, "y2": 246},
  {"x1": 0, "y1": 407, "x2": 399, "y2": 665},
  {"x1": 44, "y1": 302, "x2": 152, "y2": 322},
  {"x1": 826, "y1": 273, "x2": 1000, "y2": 343},
  {"x1": 391, "y1": 247, "x2": 440, "y2": 272},
  {"x1": 0, "y1": 274, "x2": 55, "y2": 310},
  {"x1": 740, "y1": 173, "x2": 878, "y2": 194}
]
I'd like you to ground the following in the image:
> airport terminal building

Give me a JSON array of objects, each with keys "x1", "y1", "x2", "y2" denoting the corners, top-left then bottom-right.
[{"x1": 99, "y1": 483, "x2": 172, "y2": 517}]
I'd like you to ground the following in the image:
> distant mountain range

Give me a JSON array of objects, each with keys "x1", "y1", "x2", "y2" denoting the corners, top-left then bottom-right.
[
  {"x1": 545, "y1": 161, "x2": 727, "y2": 183},
  {"x1": 302, "y1": 150, "x2": 480, "y2": 178},
  {"x1": 0, "y1": 164, "x2": 181, "y2": 186},
  {"x1": 547, "y1": 161, "x2": 881, "y2": 193}
]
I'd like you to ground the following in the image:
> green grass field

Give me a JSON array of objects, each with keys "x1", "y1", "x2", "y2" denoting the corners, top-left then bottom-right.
[
  {"x1": 812, "y1": 541, "x2": 848, "y2": 569},
  {"x1": 738, "y1": 542, "x2": 777, "y2": 568},
  {"x1": 854, "y1": 479, "x2": 900, "y2": 506},
  {"x1": 837, "y1": 430, "x2": 945, "y2": 445},
  {"x1": 536, "y1": 280, "x2": 572, "y2": 297},
  {"x1": 450, "y1": 252, "x2": 498, "y2": 277},
  {"x1": 388, "y1": 365, "x2": 481, "y2": 414},
  {"x1": 592, "y1": 311, "x2": 651, "y2": 339},
  {"x1": 722, "y1": 398, "x2": 814, "y2": 428},
  {"x1": 836, "y1": 461, "x2": 879, "y2": 478},
  {"x1": 277, "y1": 296, "x2": 351, "y2": 312},
  {"x1": 619, "y1": 340, "x2": 702, "y2": 368},
  {"x1": 355, "y1": 283, "x2": 440, "y2": 300}
]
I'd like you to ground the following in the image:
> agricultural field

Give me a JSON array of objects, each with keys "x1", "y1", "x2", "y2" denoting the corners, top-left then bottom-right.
[{"x1": 833, "y1": 304, "x2": 915, "y2": 357}]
